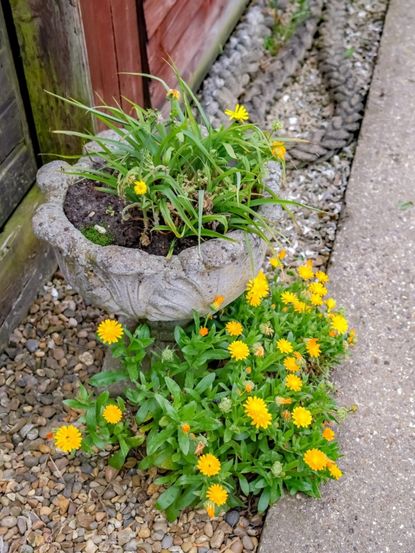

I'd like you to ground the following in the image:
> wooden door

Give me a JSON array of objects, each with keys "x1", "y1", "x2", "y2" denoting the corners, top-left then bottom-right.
[{"x1": 0, "y1": 2, "x2": 36, "y2": 229}]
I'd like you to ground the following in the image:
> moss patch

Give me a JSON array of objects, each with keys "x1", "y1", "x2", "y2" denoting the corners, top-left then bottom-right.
[{"x1": 81, "y1": 226, "x2": 114, "y2": 246}]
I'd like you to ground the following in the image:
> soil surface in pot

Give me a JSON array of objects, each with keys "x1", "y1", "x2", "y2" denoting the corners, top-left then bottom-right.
[{"x1": 64, "y1": 180, "x2": 199, "y2": 256}]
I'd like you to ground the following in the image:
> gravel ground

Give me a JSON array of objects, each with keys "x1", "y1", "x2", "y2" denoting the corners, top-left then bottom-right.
[
  {"x1": 0, "y1": 1, "x2": 388, "y2": 552},
  {"x1": 266, "y1": 0, "x2": 388, "y2": 266}
]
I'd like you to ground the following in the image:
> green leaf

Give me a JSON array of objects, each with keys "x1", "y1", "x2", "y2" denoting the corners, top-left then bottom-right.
[
  {"x1": 165, "y1": 377, "x2": 182, "y2": 400},
  {"x1": 194, "y1": 373, "x2": 216, "y2": 394},
  {"x1": 223, "y1": 143, "x2": 237, "y2": 159},
  {"x1": 147, "y1": 426, "x2": 174, "y2": 455},
  {"x1": 109, "y1": 449, "x2": 126, "y2": 470},
  {"x1": 156, "y1": 486, "x2": 180, "y2": 511},
  {"x1": 90, "y1": 371, "x2": 127, "y2": 387},
  {"x1": 258, "y1": 488, "x2": 270, "y2": 513},
  {"x1": 178, "y1": 431, "x2": 190, "y2": 455},
  {"x1": 239, "y1": 475, "x2": 250, "y2": 496}
]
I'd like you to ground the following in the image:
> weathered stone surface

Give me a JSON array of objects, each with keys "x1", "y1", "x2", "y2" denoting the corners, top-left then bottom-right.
[{"x1": 33, "y1": 154, "x2": 281, "y2": 323}]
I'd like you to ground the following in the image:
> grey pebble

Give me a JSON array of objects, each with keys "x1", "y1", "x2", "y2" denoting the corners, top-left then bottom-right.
[
  {"x1": 225, "y1": 509, "x2": 240, "y2": 527},
  {"x1": 1, "y1": 515, "x2": 17, "y2": 527},
  {"x1": 25, "y1": 339, "x2": 39, "y2": 353},
  {"x1": 161, "y1": 534, "x2": 173, "y2": 548}
]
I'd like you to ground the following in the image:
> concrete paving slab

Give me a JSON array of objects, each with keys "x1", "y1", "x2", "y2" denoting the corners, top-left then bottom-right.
[{"x1": 259, "y1": 1, "x2": 415, "y2": 551}]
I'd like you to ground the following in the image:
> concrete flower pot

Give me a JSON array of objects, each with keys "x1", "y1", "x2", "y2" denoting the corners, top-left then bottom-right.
[{"x1": 33, "y1": 137, "x2": 282, "y2": 326}]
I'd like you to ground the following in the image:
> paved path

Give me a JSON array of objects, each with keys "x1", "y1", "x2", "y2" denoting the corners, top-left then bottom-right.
[{"x1": 259, "y1": 1, "x2": 415, "y2": 552}]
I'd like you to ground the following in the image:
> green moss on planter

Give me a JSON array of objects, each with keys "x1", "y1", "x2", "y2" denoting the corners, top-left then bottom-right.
[{"x1": 81, "y1": 227, "x2": 114, "y2": 246}]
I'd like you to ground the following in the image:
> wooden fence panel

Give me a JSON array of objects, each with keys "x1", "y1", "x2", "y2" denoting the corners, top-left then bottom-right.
[{"x1": 0, "y1": 2, "x2": 36, "y2": 228}]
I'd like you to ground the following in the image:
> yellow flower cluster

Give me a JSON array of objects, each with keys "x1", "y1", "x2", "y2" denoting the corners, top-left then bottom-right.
[
  {"x1": 244, "y1": 396, "x2": 272, "y2": 429},
  {"x1": 246, "y1": 270, "x2": 269, "y2": 307}
]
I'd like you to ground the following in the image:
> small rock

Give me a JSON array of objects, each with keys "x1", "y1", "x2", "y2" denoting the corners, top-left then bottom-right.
[
  {"x1": 138, "y1": 526, "x2": 151, "y2": 539},
  {"x1": 20, "y1": 424, "x2": 34, "y2": 439},
  {"x1": 118, "y1": 528, "x2": 135, "y2": 546},
  {"x1": 242, "y1": 535, "x2": 254, "y2": 551},
  {"x1": 124, "y1": 540, "x2": 138, "y2": 552},
  {"x1": 79, "y1": 351, "x2": 94, "y2": 366},
  {"x1": 25, "y1": 339, "x2": 39, "y2": 353},
  {"x1": 17, "y1": 516, "x2": 27, "y2": 534},
  {"x1": 1, "y1": 515, "x2": 17, "y2": 528},
  {"x1": 225, "y1": 510, "x2": 240, "y2": 528},
  {"x1": 85, "y1": 540, "x2": 98, "y2": 553},
  {"x1": 210, "y1": 528, "x2": 225, "y2": 549},
  {"x1": 56, "y1": 495, "x2": 70, "y2": 515},
  {"x1": 204, "y1": 522, "x2": 213, "y2": 537},
  {"x1": 20, "y1": 547, "x2": 34, "y2": 553},
  {"x1": 161, "y1": 535, "x2": 173, "y2": 548},
  {"x1": 230, "y1": 540, "x2": 244, "y2": 553}
]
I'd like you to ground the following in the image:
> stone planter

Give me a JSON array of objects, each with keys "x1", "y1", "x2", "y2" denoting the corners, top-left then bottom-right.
[{"x1": 33, "y1": 138, "x2": 282, "y2": 326}]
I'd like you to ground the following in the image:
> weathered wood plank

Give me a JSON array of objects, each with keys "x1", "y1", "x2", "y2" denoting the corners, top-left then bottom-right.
[
  {"x1": 145, "y1": 0, "x2": 179, "y2": 40},
  {"x1": 79, "y1": 0, "x2": 144, "y2": 112},
  {"x1": 9, "y1": 0, "x2": 93, "y2": 157},
  {"x1": 0, "y1": 99, "x2": 24, "y2": 163},
  {"x1": 0, "y1": 144, "x2": 36, "y2": 228},
  {"x1": 0, "y1": 185, "x2": 56, "y2": 349},
  {"x1": 0, "y1": 49, "x2": 15, "y2": 112}
]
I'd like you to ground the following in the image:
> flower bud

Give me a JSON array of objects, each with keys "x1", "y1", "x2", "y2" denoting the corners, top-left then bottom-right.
[
  {"x1": 218, "y1": 397, "x2": 232, "y2": 413},
  {"x1": 161, "y1": 347, "x2": 174, "y2": 362},
  {"x1": 271, "y1": 461, "x2": 283, "y2": 477}
]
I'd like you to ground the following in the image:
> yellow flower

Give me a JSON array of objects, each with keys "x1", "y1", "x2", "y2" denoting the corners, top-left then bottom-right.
[
  {"x1": 277, "y1": 338, "x2": 293, "y2": 354},
  {"x1": 325, "y1": 297, "x2": 336, "y2": 312},
  {"x1": 246, "y1": 270, "x2": 269, "y2": 307},
  {"x1": 205, "y1": 501, "x2": 216, "y2": 519},
  {"x1": 285, "y1": 374, "x2": 302, "y2": 392},
  {"x1": 167, "y1": 88, "x2": 180, "y2": 100},
  {"x1": 275, "y1": 396, "x2": 293, "y2": 405},
  {"x1": 310, "y1": 294, "x2": 323, "y2": 306},
  {"x1": 281, "y1": 291, "x2": 297, "y2": 304},
  {"x1": 293, "y1": 300, "x2": 308, "y2": 313},
  {"x1": 206, "y1": 484, "x2": 228, "y2": 506},
  {"x1": 294, "y1": 351, "x2": 303, "y2": 361},
  {"x1": 297, "y1": 262, "x2": 314, "y2": 280},
  {"x1": 269, "y1": 256, "x2": 282, "y2": 268},
  {"x1": 292, "y1": 406, "x2": 312, "y2": 428},
  {"x1": 322, "y1": 427, "x2": 335, "y2": 441},
  {"x1": 245, "y1": 381, "x2": 254, "y2": 393},
  {"x1": 134, "y1": 180, "x2": 147, "y2": 195},
  {"x1": 331, "y1": 314, "x2": 348, "y2": 334},
  {"x1": 278, "y1": 249, "x2": 287, "y2": 259},
  {"x1": 197, "y1": 454, "x2": 221, "y2": 476},
  {"x1": 244, "y1": 396, "x2": 272, "y2": 429},
  {"x1": 303, "y1": 449, "x2": 328, "y2": 471},
  {"x1": 97, "y1": 319, "x2": 124, "y2": 345},
  {"x1": 284, "y1": 356, "x2": 300, "y2": 372},
  {"x1": 308, "y1": 282, "x2": 328, "y2": 296},
  {"x1": 181, "y1": 423, "x2": 190, "y2": 433},
  {"x1": 225, "y1": 321, "x2": 243, "y2": 337},
  {"x1": 54, "y1": 425, "x2": 82, "y2": 453},
  {"x1": 348, "y1": 329, "x2": 357, "y2": 345},
  {"x1": 271, "y1": 141, "x2": 286, "y2": 160},
  {"x1": 253, "y1": 343, "x2": 265, "y2": 357},
  {"x1": 199, "y1": 327, "x2": 209, "y2": 337},
  {"x1": 224, "y1": 104, "x2": 249, "y2": 122},
  {"x1": 211, "y1": 295, "x2": 225, "y2": 310},
  {"x1": 315, "y1": 270, "x2": 329, "y2": 283},
  {"x1": 102, "y1": 404, "x2": 122, "y2": 424},
  {"x1": 328, "y1": 462, "x2": 343, "y2": 479},
  {"x1": 306, "y1": 338, "x2": 321, "y2": 358},
  {"x1": 228, "y1": 340, "x2": 250, "y2": 361}
]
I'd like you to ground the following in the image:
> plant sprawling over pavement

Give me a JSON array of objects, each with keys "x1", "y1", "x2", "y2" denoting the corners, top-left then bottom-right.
[{"x1": 57, "y1": 256, "x2": 355, "y2": 521}]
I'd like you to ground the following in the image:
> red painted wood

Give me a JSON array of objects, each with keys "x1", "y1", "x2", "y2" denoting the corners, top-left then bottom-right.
[
  {"x1": 148, "y1": 0, "x2": 228, "y2": 107},
  {"x1": 79, "y1": 0, "x2": 144, "y2": 115},
  {"x1": 145, "y1": 0, "x2": 178, "y2": 40}
]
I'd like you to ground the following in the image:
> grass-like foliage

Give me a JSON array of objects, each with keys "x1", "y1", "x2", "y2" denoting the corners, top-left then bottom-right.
[
  {"x1": 50, "y1": 74, "x2": 291, "y2": 250},
  {"x1": 59, "y1": 257, "x2": 355, "y2": 521}
]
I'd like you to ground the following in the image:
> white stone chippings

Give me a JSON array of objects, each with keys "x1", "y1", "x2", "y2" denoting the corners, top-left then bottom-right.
[{"x1": 33, "y1": 151, "x2": 282, "y2": 324}]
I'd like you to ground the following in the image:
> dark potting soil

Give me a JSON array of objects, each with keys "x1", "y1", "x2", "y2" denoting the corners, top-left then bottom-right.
[{"x1": 64, "y1": 180, "x2": 199, "y2": 256}]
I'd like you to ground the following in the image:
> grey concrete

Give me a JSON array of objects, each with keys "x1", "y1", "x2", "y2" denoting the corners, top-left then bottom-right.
[{"x1": 259, "y1": 1, "x2": 415, "y2": 552}]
